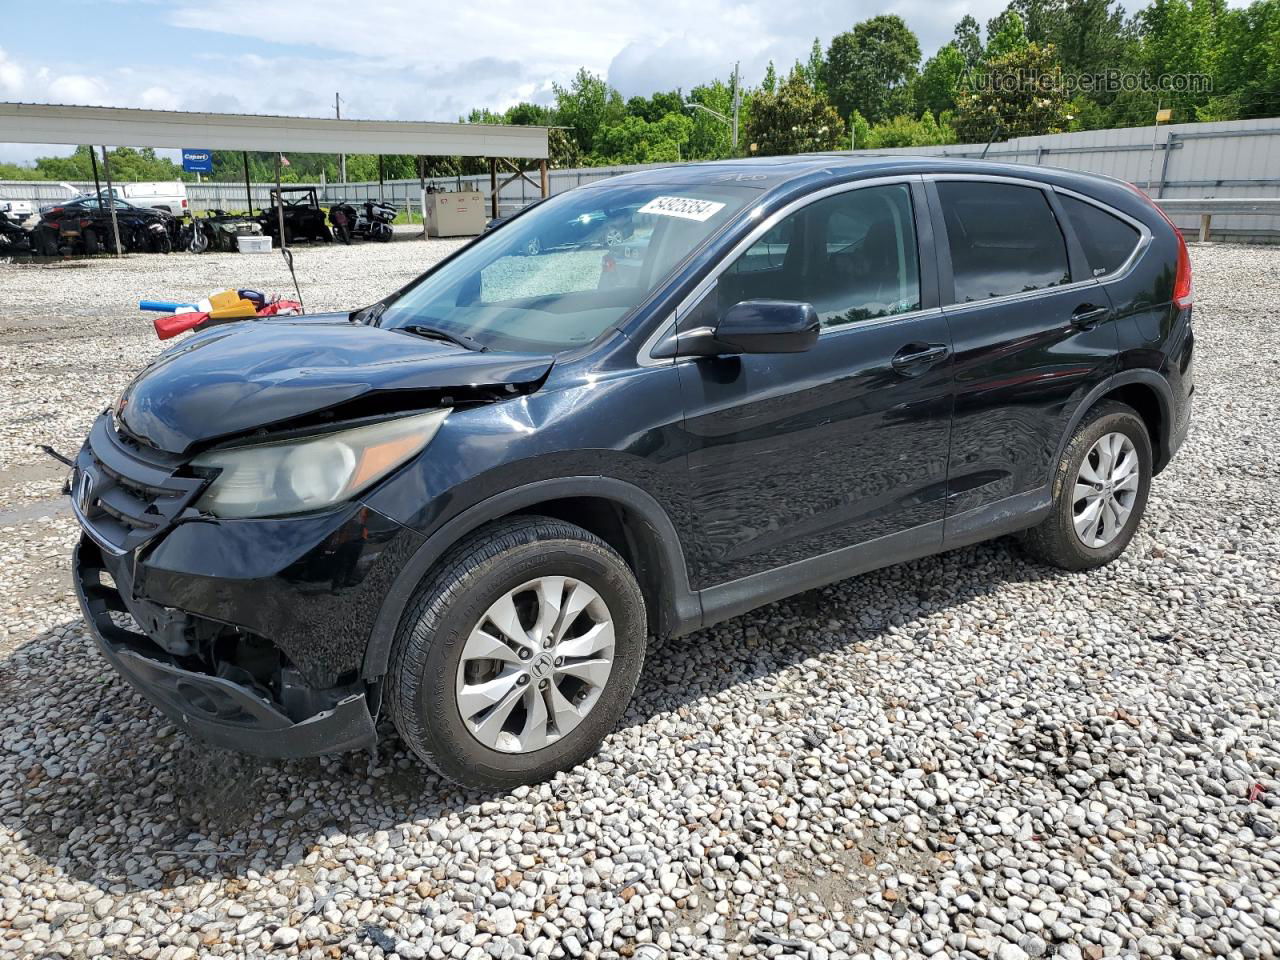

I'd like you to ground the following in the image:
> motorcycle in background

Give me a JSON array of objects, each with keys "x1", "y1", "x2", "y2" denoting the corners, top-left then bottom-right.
[{"x1": 328, "y1": 199, "x2": 396, "y2": 243}]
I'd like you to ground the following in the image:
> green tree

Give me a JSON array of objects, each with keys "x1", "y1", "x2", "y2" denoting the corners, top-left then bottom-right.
[
  {"x1": 553, "y1": 68, "x2": 625, "y2": 157},
  {"x1": 1051, "y1": 0, "x2": 1129, "y2": 76},
  {"x1": 745, "y1": 74, "x2": 846, "y2": 155},
  {"x1": 865, "y1": 110, "x2": 956, "y2": 148},
  {"x1": 594, "y1": 113, "x2": 693, "y2": 164},
  {"x1": 916, "y1": 43, "x2": 968, "y2": 114},
  {"x1": 1213, "y1": 0, "x2": 1280, "y2": 120},
  {"x1": 953, "y1": 15, "x2": 986, "y2": 70},
  {"x1": 1002, "y1": 0, "x2": 1064, "y2": 45},
  {"x1": 801, "y1": 38, "x2": 827, "y2": 93},
  {"x1": 955, "y1": 41, "x2": 1072, "y2": 140},
  {"x1": 761, "y1": 61, "x2": 778, "y2": 94},
  {"x1": 684, "y1": 78, "x2": 745, "y2": 159},
  {"x1": 624, "y1": 91, "x2": 684, "y2": 123},
  {"x1": 986, "y1": 10, "x2": 1030, "y2": 57},
  {"x1": 825, "y1": 15, "x2": 923, "y2": 123},
  {"x1": 849, "y1": 110, "x2": 871, "y2": 150},
  {"x1": 504, "y1": 102, "x2": 556, "y2": 126}
]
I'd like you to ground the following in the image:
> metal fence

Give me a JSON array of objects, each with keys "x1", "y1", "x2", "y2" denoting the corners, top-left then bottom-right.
[{"x1": 4, "y1": 116, "x2": 1279, "y2": 238}]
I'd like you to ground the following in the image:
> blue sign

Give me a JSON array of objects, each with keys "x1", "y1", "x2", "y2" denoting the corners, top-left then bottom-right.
[{"x1": 182, "y1": 149, "x2": 213, "y2": 174}]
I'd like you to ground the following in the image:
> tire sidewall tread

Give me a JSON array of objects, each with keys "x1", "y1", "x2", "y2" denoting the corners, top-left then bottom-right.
[
  {"x1": 1021, "y1": 401, "x2": 1153, "y2": 571},
  {"x1": 387, "y1": 515, "x2": 646, "y2": 789}
]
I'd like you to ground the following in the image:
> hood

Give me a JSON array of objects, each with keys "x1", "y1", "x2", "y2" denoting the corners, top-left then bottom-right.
[{"x1": 116, "y1": 315, "x2": 553, "y2": 454}]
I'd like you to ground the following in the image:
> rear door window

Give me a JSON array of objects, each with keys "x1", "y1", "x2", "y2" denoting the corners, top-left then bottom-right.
[
  {"x1": 937, "y1": 181, "x2": 1071, "y2": 303},
  {"x1": 1059, "y1": 195, "x2": 1142, "y2": 277}
]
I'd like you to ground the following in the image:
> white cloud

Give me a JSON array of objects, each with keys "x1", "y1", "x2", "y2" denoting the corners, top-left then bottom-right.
[
  {"x1": 0, "y1": 47, "x2": 23, "y2": 97},
  {"x1": 47, "y1": 74, "x2": 111, "y2": 105},
  {"x1": 0, "y1": 0, "x2": 1098, "y2": 163}
]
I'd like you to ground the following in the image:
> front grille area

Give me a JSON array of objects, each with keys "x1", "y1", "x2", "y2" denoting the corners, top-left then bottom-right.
[{"x1": 72, "y1": 412, "x2": 207, "y2": 555}]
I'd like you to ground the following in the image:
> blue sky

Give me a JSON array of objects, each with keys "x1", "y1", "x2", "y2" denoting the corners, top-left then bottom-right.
[{"x1": 2, "y1": 0, "x2": 1127, "y2": 163}]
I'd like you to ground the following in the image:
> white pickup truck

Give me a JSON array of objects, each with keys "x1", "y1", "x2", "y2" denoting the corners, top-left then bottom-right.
[{"x1": 108, "y1": 181, "x2": 189, "y2": 216}]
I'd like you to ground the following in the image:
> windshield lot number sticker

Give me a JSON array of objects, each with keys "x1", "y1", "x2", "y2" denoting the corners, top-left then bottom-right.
[{"x1": 638, "y1": 196, "x2": 726, "y2": 222}]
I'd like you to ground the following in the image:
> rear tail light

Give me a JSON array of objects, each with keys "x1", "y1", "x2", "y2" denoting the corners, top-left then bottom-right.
[
  {"x1": 182, "y1": 199, "x2": 188, "y2": 208},
  {"x1": 1126, "y1": 182, "x2": 1193, "y2": 310}
]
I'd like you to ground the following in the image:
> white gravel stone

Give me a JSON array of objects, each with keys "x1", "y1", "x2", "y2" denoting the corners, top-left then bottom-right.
[{"x1": 1, "y1": 241, "x2": 1278, "y2": 960}]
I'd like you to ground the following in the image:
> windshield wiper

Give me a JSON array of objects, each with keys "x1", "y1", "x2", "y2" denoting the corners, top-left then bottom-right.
[{"x1": 400, "y1": 324, "x2": 487, "y2": 352}]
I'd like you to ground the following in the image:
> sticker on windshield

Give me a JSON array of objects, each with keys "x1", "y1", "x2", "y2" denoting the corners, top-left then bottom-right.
[{"x1": 638, "y1": 196, "x2": 726, "y2": 222}]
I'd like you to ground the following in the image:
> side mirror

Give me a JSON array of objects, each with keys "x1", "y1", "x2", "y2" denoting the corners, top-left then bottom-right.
[
  {"x1": 662, "y1": 299, "x2": 819, "y2": 358},
  {"x1": 716, "y1": 299, "x2": 820, "y2": 354}
]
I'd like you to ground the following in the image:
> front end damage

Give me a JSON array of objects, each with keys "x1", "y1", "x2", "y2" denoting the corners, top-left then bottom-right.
[
  {"x1": 68, "y1": 411, "x2": 413, "y2": 756},
  {"x1": 67, "y1": 318, "x2": 555, "y2": 759},
  {"x1": 74, "y1": 537, "x2": 377, "y2": 758}
]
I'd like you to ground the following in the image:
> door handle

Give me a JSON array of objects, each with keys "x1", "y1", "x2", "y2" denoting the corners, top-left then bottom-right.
[
  {"x1": 1071, "y1": 304, "x2": 1111, "y2": 329},
  {"x1": 891, "y1": 342, "x2": 950, "y2": 375}
]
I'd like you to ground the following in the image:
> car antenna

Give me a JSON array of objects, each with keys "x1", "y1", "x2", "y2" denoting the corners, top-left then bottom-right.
[
  {"x1": 281, "y1": 245, "x2": 304, "y2": 313},
  {"x1": 273, "y1": 154, "x2": 305, "y2": 313}
]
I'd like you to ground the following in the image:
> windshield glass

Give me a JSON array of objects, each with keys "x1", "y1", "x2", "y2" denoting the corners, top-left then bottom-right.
[{"x1": 378, "y1": 182, "x2": 762, "y2": 352}]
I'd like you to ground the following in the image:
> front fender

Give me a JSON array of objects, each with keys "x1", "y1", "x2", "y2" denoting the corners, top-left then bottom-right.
[{"x1": 359, "y1": 475, "x2": 700, "y2": 682}]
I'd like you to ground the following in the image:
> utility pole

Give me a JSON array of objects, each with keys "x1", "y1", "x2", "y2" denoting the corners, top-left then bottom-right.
[
  {"x1": 730, "y1": 61, "x2": 741, "y2": 153},
  {"x1": 336, "y1": 92, "x2": 346, "y2": 184}
]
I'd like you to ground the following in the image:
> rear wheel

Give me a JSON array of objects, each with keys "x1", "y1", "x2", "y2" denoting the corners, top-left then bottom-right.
[
  {"x1": 1020, "y1": 401, "x2": 1152, "y2": 570},
  {"x1": 387, "y1": 516, "x2": 646, "y2": 789}
]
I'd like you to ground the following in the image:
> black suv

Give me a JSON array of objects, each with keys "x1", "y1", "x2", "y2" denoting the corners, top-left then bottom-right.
[{"x1": 70, "y1": 157, "x2": 1194, "y2": 788}]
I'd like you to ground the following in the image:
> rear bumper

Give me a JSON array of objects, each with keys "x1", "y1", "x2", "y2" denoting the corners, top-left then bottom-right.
[{"x1": 73, "y1": 538, "x2": 377, "y2": 758}]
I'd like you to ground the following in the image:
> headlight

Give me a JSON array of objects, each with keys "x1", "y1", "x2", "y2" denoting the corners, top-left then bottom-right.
[{"x1": 191, "y1": 409, "x2": 449, "y2": 518}]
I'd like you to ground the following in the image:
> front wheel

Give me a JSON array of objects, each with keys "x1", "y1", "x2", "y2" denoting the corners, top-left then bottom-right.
[
  {"x1": 1020, "y1": 401, "x2": 1152, "y2": 571},
  {"x1": 387, "y1": 516, "x2": 646, "y2": 789}
]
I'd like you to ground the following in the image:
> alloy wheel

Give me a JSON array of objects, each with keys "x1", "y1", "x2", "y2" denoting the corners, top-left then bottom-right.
[
  {"x1": 1071, "y1": 431, "x2": 1140, "y2": 548},
  {"x1": 454, "y1": 576, "x2": 615, "y2": 753}
]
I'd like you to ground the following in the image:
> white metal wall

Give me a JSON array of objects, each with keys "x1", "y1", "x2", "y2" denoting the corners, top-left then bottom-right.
[{"x1": 4, "y1": 117, "x2": 1278, "y2": 236}]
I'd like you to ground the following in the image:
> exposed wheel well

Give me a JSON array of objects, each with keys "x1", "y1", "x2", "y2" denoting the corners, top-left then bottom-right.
[
  {"x1": 1099, "y1": 383, "x2": 1166, "y2": 471},
  {"x1": 511, "y1": 497, "x2": 670, "y2": 636}
]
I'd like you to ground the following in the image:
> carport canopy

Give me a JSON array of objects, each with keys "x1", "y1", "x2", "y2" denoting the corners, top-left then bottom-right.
[
  {"x1": 0, "y1": 102, "x2": 549, "y2": 158},
  {"x1": 1, "y1": 101, "x2": 551, "y2": 249}
]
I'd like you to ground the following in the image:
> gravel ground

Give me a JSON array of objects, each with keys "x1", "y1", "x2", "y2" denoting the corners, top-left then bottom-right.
[{"x1": 0, "y1": 242, "x2": 1277, "y2": 960}]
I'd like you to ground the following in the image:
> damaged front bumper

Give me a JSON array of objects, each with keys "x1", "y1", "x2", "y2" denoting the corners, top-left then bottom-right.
[{"x1": 74, "y1": 537, "x2": 378, "y2": 758}]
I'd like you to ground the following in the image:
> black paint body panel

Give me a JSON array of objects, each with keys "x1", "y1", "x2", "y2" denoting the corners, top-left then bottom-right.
[{"x1": 67, "y1": 154, "x2": 1193, "y2": 759}]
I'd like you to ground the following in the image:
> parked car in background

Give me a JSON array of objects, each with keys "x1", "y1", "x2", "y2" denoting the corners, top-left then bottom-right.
[
  {"x1": 109, "y1": 181, "x2": 189, "y2": 216},
  {"x1": 0, "y1": 206, "x2": 32, "y2": 251},
  {"x1": 516, "y1": 201, "x2": 642, "y2": 256},
  {"x1": 69, "y1": 156, "x2": 1193, "y2": 789},
  {"x1": 36, "y1": 194, "x2": 175, "y2": 255},
  {"x1": 1, "y1": 199, "x2": 35, "y2": 219}
]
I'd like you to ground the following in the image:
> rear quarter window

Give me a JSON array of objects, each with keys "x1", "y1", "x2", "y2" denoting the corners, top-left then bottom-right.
[{"x1": 1059, "y1": 195, "x2": 1142, "y2": 277}]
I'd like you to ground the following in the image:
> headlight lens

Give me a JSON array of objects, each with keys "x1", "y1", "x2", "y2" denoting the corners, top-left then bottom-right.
[{"x1": 191, "y1": 409, "x2": 449, "y2": 518}]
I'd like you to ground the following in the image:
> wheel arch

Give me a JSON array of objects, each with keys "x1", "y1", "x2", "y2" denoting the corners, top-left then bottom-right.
[
  {"x1": 361, "y1": 477, "x2": 700, "y2": 682},
  {"x1": 1057, "y1": 370, "x2": 1174, "y2": 476}
]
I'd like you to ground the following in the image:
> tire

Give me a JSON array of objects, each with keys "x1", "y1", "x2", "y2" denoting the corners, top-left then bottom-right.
[
  {"x1": 37, "y1": 226, "x2": 58, "y2": 257},
  {"x1": 387, "y1": 515, "x2": 647, "y2": 789},
  {"x1": 82, "y1": 228, "x2": 100, "y2": 255},
  {"x1": 1020, "y1": 401, "x2": 1152, "y2": 571}
]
